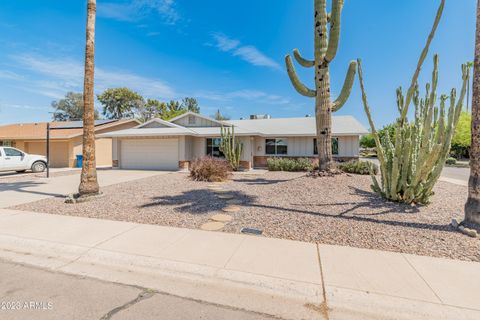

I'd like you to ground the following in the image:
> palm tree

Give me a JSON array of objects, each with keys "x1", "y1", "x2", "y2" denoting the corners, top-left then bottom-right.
[
  {"x1": 79, "y1": 0, "x2": 99, "y2": 196},
  {"x1": 465, "y1": 0, "x2": 480, "y2": 225}
]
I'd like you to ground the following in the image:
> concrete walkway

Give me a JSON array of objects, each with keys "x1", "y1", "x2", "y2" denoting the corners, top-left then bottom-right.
[
  {"x1": 0, "y1": 209, "x2": 478, "y2": 320},
  {"x1": 0, "y1": 169, "x2": 170, "y2": 208}
]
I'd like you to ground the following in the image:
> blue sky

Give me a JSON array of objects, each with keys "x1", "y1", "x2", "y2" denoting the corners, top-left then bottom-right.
[{"x1": 0, "y1": 0, "x2": 475, "y2": 127}]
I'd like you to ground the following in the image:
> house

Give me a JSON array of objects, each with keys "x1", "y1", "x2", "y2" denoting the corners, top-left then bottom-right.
[
  {"x1": 99, "y1": 112, "x2": 368, "y2": 171},
  {"x1": 0, "y1": 119, "x2": 139, "y2": 167}
]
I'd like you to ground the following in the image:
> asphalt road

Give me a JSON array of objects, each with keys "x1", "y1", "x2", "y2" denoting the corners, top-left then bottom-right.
[{"x1": 0, "y1": 260, "x2": 276, "y2": 320}]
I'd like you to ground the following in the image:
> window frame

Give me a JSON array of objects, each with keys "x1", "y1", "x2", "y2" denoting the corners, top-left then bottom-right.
[
  {"x1": 265, "y1": 138, "x2": 288, "y2": 156},
  {"x1": 313, "y1": 137, "x2": 339, "y2": 155},
  {"x1": 206, "y1": 138, "x2": 224, "y2": 158}
]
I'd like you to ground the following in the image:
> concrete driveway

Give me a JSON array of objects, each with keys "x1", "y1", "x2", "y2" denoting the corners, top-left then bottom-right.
[{"x1": 0, "y1": 170, "x2": 172, "y2": 208}]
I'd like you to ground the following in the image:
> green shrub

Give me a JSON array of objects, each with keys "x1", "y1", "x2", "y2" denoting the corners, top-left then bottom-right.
[
  {"x1": 267, "y1": 157, "x2": 314, "y2": 172},
  {"x1": 360, "y1": 134, "x2": 376, "y2": 148},
  {"x1": 190, "y1": 156, "x2": 231, "y2": 182},
  {"x1": 338, "y1": 160, "x2": 378, "y2": 175},
  {"x1": 445, "y1": 157, "x2": 457, "y2": 165}
]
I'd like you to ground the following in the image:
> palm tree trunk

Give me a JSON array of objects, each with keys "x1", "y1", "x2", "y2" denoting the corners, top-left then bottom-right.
[
  {"x1": 79, "y1": 0, "x2": 99, "y2": 195},
  {"x1": 465, "y1": 0, "x2": 480, "y2": 224}
]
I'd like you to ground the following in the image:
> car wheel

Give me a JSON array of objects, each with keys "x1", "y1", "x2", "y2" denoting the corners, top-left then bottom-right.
[
  {"x1": 31, "y1": 161, "x2": 47, "y2": 173},
  {"x1": 16, "y1": 170, "x2": 27, "y2": 173}
]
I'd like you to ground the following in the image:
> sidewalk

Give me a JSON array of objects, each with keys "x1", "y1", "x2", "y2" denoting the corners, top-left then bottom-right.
[{"x1": 0, "y1": 209, "x2": 478, "y2": 320}]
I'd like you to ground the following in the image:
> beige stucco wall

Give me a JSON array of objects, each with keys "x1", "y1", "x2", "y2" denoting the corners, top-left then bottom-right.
[
  {"x1": 253, "y1": 136, "x2": 359, "y2": 157},
  {"x1": 72, "y1": 137, "x2": 113, "y2": 167},
  {"x1": 24, "y1": 141, "x2": 70, "y2": 167}
]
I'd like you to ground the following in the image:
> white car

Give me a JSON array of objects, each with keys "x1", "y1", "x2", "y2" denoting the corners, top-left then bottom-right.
[{"x1": 0, "y1": 147, "x2": 47, "y2": 173}]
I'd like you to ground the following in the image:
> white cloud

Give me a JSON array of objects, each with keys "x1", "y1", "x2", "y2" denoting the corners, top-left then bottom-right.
[
  {"x1": 210, "y1": 33, "x2": 280, "y2": 70},
  {"x1": 98, "y1": 0, "x2": 179, "y2": 25},
  {"x1": 9, "y1": 54, "x2": 176, "y2": 99},
  {"x1": 196, "y1": 89, "x2": 290, "y2": 105},
  {"x1": 0, "y1": 70, "x2": 25, "y2": 80},
  {"x1": 0, "y1": 103, "x2": 48, "y2": 111}
]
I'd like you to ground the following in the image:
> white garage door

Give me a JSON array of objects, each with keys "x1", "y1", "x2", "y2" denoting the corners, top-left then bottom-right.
[{"x1": 121, "y1": 139, "x2": 179, "y2": 170}]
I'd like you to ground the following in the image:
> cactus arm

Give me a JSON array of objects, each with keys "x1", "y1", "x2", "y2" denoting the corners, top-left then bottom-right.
[
  {"x1": 357, "y1": 59, "x2": 388, "y2": 186},
  {"x1": 293, "y1": 49, "x2": 314, "y2": 68},
  {"x1": 285, "y1": 55, "x2": 316, "y2": 97},
  {"x1": 454, "y1": 64, "x2": 470, "y2": 119},
  {"x1": 332, "y1": 60, "x2": 357, "y2": 111},
  {"x1": 401, "y1": 0, "x2": 445, "y2": 122},
  {"x1": 324, "y1": 0, "x2": 343, "y2": 63}
]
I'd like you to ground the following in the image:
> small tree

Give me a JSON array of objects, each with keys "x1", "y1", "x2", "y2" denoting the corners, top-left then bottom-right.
[
  {"x1": 97, "y1": 87, "x2": 144, "y2": 119},
  {"x1": 213, "y1": 109, "x2": 230, "y2": 121},
  {"x1": 52, "y1": 92, "x2": 99, "y2": 121},
  {"x1": 137, "y1": 99, "x2": 166, "y2": 122},
  {"x1": 451, "y1": 112, "x2": 471, "y2": 159},
  {"x1": 181, "y1": 97, "x2": 200, "y2": 113},
  {"x1": 219, "y1": 126, "x2": 243, "y2": 171}
]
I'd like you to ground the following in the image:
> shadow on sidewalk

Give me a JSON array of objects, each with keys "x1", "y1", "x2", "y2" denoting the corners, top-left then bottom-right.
[{"x1": 0, "y1": 181, "x2": 65, "y2": 198}]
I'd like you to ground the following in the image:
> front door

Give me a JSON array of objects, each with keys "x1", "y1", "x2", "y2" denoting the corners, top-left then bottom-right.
[{"x1": 3, "y1": 147, "x2": 26, "y2": 170}]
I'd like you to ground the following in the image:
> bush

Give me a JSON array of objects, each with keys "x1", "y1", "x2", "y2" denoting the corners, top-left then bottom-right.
[
  {"x1": 267, "y1": 157, "x2": 314, "y2": 172},
  {"x1": 360, "y1": 134, "x2": 376, "y2": 148},
  {"x1": 445, "y1": 157, "x2": 457, "y2": 165},
  {"x1": 338, "y1": 160, "x2": 378, "y2": 175},
  {"x1": 189, "y1": 157, "x2": 231, "y2": 182}
]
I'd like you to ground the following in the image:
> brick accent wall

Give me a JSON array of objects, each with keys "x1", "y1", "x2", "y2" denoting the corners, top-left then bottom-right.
[
  {"x1": 239, "y1": 161, "x2": 252, "y2": 171},
  {"x1": 178, "y1": 161, "x2": 190, "y2": 170}
]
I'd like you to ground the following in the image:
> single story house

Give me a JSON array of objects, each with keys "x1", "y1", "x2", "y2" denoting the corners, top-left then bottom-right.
[
  {"x1": 100, "y1": 112, "x2": 368, "y2": 171},
  {"x1": 0, "y1": 119, "x2": 139, "y2": 167}
]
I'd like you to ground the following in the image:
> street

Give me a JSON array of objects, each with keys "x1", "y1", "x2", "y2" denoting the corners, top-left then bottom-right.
[{"x1": 0, "y1": 260, "x2": 274, "y2": 320}]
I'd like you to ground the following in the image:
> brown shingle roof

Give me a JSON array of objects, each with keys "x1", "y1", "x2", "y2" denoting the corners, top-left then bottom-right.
[{"x1": 0, "y1": 119, "x2": 138, "y2": 140}]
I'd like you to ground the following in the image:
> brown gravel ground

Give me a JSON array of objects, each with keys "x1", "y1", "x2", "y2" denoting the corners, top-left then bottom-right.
[{"x1": 12, "y1": 171, "x2": 480, "y2": 262}]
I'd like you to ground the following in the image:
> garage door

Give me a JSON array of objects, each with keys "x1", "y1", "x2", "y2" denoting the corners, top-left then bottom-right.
[{"x1": 121, "y1": 139, "x2": 179, "y2": 170}]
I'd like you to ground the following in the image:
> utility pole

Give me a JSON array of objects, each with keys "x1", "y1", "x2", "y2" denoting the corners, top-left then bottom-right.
[{"x1": 46, "y1": 122, "x2": 50, "y2": 178}]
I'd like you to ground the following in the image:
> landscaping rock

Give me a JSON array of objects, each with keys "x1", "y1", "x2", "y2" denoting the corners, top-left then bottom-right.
[
  {"x1": 461, "y1": 227, "x2": 478, "y2": 238},
  {"x1": 451, "y1": 218, "x2": 460, "y2": 228},
  {"x1": 210, "y1": 214, "x2": 233, "y2": 222},
  {"x1": 200, "y1": 221, "x2": 225, "y2": 231}
]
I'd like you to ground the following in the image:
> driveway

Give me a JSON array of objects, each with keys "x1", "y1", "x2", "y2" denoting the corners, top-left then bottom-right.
[{"x1": 0, "y1": 170, "x2": 172, "y2": 208}]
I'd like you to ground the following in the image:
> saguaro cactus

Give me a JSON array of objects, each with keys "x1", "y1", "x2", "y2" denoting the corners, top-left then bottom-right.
[
  {"x1": 357, "y1": 0, "x2": 470, "y2": 204},
  {"x1": 219, "y1": 126, "x2": 243, "y2": 171},
  {"x1": 286, "y1": 0, "x2": 356, "y2": 172}
]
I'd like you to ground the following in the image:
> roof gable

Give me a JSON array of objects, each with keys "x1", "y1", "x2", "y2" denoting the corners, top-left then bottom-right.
[
  {"x1": 136, "y1": 118, "x2": 183, "y2": 129},
  {"x1": 169, "y1": 112, "x2": 226, "y2": 127}
]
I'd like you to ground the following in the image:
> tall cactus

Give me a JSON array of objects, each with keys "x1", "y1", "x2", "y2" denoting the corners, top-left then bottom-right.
[
  {"x1": 357, "y1": 0, "x2": 470, "y2": 204},
  {"x1": 219, "y1": 126, "x2": 243, "y2": 171},
  {"x1": 286, "y1": 0, "x2": 356, "y2": 172}
]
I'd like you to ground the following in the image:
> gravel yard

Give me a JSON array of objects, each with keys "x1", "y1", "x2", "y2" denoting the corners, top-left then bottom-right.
[{"x1": 12, "y1": 171, "x2": 480, "y2": 262}]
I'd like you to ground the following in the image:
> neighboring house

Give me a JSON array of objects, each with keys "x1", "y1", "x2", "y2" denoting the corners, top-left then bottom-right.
[
  {"x1": 99, "y1": 112, "x2": 368, "y2": 171},
  {"x1": 0, "y1": 119, "x2": 139, "y2": 167}
]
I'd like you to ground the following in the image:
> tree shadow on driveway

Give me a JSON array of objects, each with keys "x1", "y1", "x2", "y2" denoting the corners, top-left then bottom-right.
[
  {"x1": 140, "y1": 189, "x2": 257, "y2": 214},
  {"x1": 0, "y1": 180, "x2": 65, "y2": 198}
]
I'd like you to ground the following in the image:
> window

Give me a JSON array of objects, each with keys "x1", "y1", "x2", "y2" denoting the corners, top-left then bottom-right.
[
  {"x1": 314, "y1": 138, "x2": 339, "y2": 155},
  {"x1": 265, "y1": 138, "x2": 288, "y2": 155},
  {"x1": 0, "y1": 140, "x2": 14, "y2": 147},
  {"x1": 4, "y1": 148, "x2": 23, "y2": 157},
  {"x1": 206, "y1": 138, "x2": 224, "y2": 158}
]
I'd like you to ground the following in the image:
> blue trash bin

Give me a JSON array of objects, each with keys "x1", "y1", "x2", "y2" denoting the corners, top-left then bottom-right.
[{"x1": 76, "y1": 155, "x2": 83, "y2": 168}]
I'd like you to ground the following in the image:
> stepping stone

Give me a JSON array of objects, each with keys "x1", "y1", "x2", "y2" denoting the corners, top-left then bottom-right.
[
  {"x1": 226, "y1": 199, "x2": 243, "y2": 205},
  {"x1": 200, "y1": 221, "x2": 225, "y2": 231},
  {"x1": 210, "y1": 214, "x2": 233, "y2": 222},
  {"x1": 217, "y1": 194, "x2": 234, "y2": 199},
  {"x1": 222, "y1": 205, "x2": 241, "y2": 213},
  {"x1": 213, "y1": 189, "x2": 230, "y2": 194}
]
